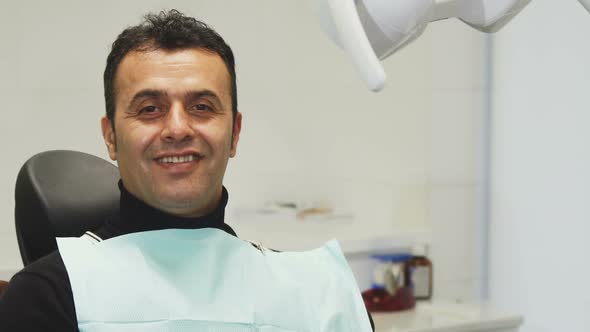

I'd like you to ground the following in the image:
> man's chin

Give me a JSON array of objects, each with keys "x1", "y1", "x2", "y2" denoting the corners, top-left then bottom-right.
[{"x1": 155, "y1": 191, "x2": 214, "y2": 217}]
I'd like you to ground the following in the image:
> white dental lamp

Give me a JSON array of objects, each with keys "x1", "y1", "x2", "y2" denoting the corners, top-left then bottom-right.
[{"x1": 315, "y1": 0, "x2": 590, "y2": 92}]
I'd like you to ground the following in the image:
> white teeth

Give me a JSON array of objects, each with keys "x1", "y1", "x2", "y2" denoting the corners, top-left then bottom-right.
[{"x1": 158, "y1": 154, "x2": 198, "y2": 163}]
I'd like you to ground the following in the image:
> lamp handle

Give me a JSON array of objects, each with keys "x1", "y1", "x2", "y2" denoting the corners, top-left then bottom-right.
[{"x1": 328, "y1": 0, "x2": 386, "y2": 92}]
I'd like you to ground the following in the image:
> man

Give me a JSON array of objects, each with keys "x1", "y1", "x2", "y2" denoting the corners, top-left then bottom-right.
[{"x1": 0, "y1": 10, "x2": 374, "y2": 331}]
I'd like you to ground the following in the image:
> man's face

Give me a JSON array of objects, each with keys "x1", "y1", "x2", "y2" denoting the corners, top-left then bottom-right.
[{"x1": 101, "y1": 48, "x2": 242, "y2": 217}]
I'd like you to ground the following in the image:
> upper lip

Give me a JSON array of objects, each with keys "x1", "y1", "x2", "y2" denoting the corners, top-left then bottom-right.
[{"x1": 153, "y1": 150, "x2": 203, "y2": 160}]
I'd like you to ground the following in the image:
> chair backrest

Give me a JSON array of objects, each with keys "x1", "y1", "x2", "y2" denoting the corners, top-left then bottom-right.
[{"x1": 14, "y1": 150, "x2": 120, "y2": 266}]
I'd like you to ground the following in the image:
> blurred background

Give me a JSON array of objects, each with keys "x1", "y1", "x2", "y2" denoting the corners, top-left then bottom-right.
[{"x1": 0, "y1": 1, "x2": 588, "y2": 331}]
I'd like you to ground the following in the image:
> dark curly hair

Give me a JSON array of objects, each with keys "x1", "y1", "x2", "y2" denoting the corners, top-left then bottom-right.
[{"x1": 103, "y1": 10, "x2": 237, "y2": 125}]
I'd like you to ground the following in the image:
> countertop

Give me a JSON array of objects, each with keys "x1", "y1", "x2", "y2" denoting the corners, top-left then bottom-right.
[{"x1": 371, "y1": 301, "x2": 523, "y2": 332}]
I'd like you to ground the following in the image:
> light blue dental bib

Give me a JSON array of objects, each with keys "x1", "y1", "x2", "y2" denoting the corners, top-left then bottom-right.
[{"x1": 57, "y1": 228, "x2": 371, "y2": 331}]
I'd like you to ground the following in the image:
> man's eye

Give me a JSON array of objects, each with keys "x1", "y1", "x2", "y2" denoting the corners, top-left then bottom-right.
[
  {"x1": 139, "y1": 105, "x2": 159, "y2": 114},
  {"x1": 192, "y1": 104, "x2": 213, "y2": 112}
]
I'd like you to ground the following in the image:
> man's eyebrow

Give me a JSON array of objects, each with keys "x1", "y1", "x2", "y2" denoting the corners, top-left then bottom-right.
[{"x1": 128, "y1": 89, "x2": 168, "y2": 108}]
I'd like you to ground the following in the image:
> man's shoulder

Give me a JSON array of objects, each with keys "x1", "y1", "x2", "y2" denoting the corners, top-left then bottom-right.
[
  {"x1": 3, "y1": 250, "x2": 72, "y2": 306},
  {"x1": 0, "y1": 251, "x2": 77, "y2": 330},
  {"x1": 15, "y1": 250, "x2": 69, "y2": 283}
]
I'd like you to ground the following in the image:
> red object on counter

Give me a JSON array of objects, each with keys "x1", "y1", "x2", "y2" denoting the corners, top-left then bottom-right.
[
  {"x1": 362, "y1": 286, "x2": 416, "y2": 312},
  {"x1": 0, "y1": 280, "x2": 8, "y2": 296}
]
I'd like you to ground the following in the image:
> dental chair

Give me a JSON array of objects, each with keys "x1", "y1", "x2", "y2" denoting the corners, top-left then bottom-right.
[{"x1": 14, "y1": 150, "x2": 120, "y2": 266}]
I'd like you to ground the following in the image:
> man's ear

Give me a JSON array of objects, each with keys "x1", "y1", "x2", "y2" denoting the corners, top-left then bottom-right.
[
  {"x1": 101, "y1": 116, "x2": 117, "y2": 161},
  {"x1": 230, "y1": 112, "x2": 242, "y2": 158}
]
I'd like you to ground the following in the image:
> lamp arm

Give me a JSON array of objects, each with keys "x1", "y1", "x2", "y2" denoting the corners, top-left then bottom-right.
[{"x1": 580, "y1": 0, "x2": 590, "y2": 13}]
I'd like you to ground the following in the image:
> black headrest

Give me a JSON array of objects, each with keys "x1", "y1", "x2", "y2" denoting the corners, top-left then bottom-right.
[{"x1": 14, "y1": 150, "x2": 120, "y2": 266}]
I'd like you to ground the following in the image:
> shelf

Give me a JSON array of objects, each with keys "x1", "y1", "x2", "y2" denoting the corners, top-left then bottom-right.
[{"x1": 232, "y1": 222, "x2": 431, "y2": 256}]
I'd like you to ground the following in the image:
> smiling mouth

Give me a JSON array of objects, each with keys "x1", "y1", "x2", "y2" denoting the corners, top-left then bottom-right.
[{"x1": 155, "y1": 153, "x2": 203, "y2": 164}]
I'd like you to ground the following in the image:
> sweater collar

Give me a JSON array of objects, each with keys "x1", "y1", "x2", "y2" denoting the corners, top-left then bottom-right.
[{"x1": 116, "y1": 180, "x2": 233, "y2": 235}]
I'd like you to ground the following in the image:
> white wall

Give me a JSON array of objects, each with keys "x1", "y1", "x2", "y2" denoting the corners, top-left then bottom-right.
[
  {"x1": 0, "y1": 0, "x2": 485, "y2": 303},
  {"x1": 490, "y1": 1, "x2": 590, "y2": 331}
]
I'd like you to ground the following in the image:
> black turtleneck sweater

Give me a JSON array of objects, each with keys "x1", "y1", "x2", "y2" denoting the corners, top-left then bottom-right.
[{"x1": 0, "y1": 182, "x2": 374, "y2": 331}]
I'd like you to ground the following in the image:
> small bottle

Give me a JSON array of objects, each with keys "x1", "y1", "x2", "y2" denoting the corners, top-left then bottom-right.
[
  {"x1": 362, "y1": 254, "x2": 415, "y2": 312},
  {"x1": 407, "y1": 244, "x2": 433, "y2": 300}
]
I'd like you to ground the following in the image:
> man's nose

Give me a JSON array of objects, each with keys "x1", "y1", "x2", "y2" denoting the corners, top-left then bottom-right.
[{"x1": 161, "y1": 103, "x2": 194, "y2": 142}]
